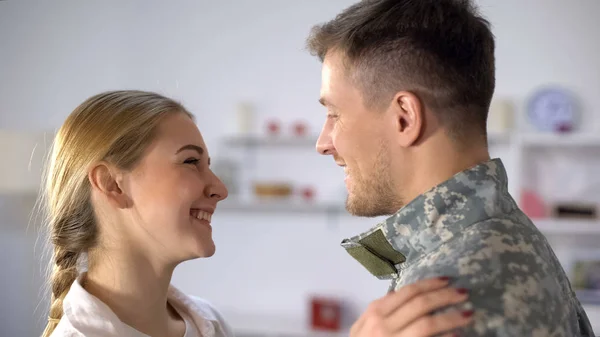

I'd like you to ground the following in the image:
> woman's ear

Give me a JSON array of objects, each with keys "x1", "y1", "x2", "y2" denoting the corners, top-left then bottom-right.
[
  {"x1": 88, "y1": 162, "x2": 130, "y2": 209},
  {"x1": 392, "y1": 91, "x2": 424, "y2": 147}
]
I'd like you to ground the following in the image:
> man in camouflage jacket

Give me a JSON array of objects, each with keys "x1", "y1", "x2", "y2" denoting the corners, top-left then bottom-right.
[
  {"x1": 340, "y1": 159, "x2": 595, "y2": 336},
  {"x1": 307, "y1": 0, "x2": 596, "y2": 335}
]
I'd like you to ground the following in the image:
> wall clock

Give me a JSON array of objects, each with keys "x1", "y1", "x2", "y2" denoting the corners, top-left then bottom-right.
[{"x1": 527, "y1": 87, "x2": 578, "y2": 132}]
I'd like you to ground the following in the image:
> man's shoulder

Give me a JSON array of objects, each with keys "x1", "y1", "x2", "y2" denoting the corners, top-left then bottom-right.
[
  {"x1": 401, "y1": 217, "x2": 583, "y2": 336},
  {"x1": 431, "y1": 217, "x2": 562, "y2": 293},
  {"x1": 459, "y1": 217, "x2": 547, "y2": 255},
  {"x1": 408, "y1": 216, "x2": 555, "y2": 281}
]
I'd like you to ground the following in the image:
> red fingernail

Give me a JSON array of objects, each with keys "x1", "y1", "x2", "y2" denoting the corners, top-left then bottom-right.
[
  {"x1": 439, "y1": 276, "x2": 451, "y2": 281},
  {"x1": 457, "y1": 288, "x2": 469, "y2": 294},
  {"x1": 462, "y1": 310, "x2": 474, "y2": 318}
]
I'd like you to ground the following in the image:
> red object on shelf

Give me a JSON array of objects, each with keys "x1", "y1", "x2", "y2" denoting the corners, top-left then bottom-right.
[
  {"x1": 556, "y1": 123, "x2": 572, "y2": 133},
  {"x1": 292, "y1": 121, "x2": 308, "y2": 137},
  {"x1": 301, "y1": 186, "x2": 315, "y2": 201},
  {"x1": 266, "y1": 120, "x2": 280, "y2": 135},
  {"x1": 310, "y1": 297, "x2": 341, "y2": 331},
  {"x1": 521, "y1": 189, "x2": 547, "y2": 218}
]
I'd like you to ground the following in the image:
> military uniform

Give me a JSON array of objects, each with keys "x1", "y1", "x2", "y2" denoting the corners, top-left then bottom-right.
[{"x1": 342, "y1": 159, "x2": 595, "y2": 336}]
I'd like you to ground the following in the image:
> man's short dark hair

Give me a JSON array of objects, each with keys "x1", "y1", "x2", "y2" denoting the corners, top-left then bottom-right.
[{"x1": 306, "y1": 0, "x2": 495, "y2": 141}]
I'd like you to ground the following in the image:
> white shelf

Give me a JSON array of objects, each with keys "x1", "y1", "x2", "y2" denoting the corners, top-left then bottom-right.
[
  {"x1": 519, "y1": 132, "x2": 600, "y2": 147},
  {"x1": 223, "y1": 135, "x2": 318, "y2": 148},
  {"x1": 218, "y1": 199, "x2": 344, "y2": 213},
  {"x1": 224, "y1": 311, "x2": 348, "y2": 337},
  {"x1": 533, "y1": 219, "x2": 600, "y2": 235}
]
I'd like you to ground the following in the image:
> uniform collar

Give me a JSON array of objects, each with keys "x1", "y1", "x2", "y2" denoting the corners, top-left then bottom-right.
[{"x1": 341, "y1": 158, "x2": 509, "y2": 279}]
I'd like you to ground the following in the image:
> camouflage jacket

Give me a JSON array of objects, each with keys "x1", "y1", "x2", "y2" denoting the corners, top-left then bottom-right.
[{"x1": 341, "y1": 158, "x2": 595, "y2": 336}]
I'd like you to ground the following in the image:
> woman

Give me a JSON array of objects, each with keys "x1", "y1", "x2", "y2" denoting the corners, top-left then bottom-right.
[{"x1": 41, "y1": 90, "x2": 473, "y2": 337}]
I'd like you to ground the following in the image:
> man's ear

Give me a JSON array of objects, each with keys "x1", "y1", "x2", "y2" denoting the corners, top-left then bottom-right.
[
  {"x1": 392, "y1": 91, "x2": 424, "y2": 147},
  {"x1": 88, "y1": 162, "x2": 130, "y2": 209}
]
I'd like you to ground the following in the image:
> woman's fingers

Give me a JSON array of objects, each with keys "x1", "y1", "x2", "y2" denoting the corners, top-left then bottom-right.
[
  {"x1": 350, "y1": 277, "x2": 474, "y2": 337},
  {"x1": 399, "y1": 307, "x2": 475, "y2": 337},
  {"x1": 386, "y1": 286, "x2": 469, "y2": 331},
  {"x1": 377, "y1": 276, "x2": 452, "y2": 316},
  {"x1": 352, "y1": 277, "x2": 451, "y2": 332}
]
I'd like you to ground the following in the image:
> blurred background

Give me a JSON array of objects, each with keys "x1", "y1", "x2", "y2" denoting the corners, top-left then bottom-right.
[{"x1": 1, "y1": 0, "x2": 600, "y2": 336}]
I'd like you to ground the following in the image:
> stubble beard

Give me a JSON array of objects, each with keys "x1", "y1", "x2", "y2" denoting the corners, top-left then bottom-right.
[{"x1": 345, "y1": 147, "x2": 402, "y2": 217}]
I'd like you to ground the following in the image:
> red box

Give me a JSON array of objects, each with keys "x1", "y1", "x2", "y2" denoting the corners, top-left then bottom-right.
[{"x1": 310, "y1": 297, "x2": 341, "y2": 331}]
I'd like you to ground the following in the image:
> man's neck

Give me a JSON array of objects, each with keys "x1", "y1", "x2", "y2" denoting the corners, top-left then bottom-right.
[
  {"x1": 402, "y1": 137, "x2": 491, "y2": 206},
  {"x1": 84, "y1": 247, "x2": 180, "y2": 336}
]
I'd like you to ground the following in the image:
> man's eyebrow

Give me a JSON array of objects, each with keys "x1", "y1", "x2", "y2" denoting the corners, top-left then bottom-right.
[
  {"x1": 319, "y1": 97, "x2": 336, "y2": 108},
  {"x1": 175, "y1": 144, "x2": 204, "y2": 156}
]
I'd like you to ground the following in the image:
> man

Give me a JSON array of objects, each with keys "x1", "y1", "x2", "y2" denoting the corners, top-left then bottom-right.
[{"x1": 307, "y1": 0, "x2": 595, "y2": 336}]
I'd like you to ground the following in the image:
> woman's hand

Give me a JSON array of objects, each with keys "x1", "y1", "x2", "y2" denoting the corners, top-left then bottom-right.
[{"x1": 350, "y1": 277, "x2": 472, "y2": 337}]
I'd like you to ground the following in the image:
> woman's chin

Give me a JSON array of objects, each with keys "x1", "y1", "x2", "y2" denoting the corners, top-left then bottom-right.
[
  {"x1": 185, "y1": 240, "x2": 216, "y2": 260},
  {"x1": 183, "y1": 218, "x2": 216, "y2": 258}
]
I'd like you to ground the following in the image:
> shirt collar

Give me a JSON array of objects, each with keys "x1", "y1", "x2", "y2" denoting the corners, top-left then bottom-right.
[
  {"x1": 341, "y1": 158, "x2": 509, "y2": 279},
  {"x1": 63, "y1": 273, "x2": 140, "y2": 336},
  {"x1": 62, "y1": 273, "x2": 216, "y2": 336}
]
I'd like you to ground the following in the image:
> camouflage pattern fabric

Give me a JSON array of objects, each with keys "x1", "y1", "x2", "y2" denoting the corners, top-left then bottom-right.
[{"x1": 342, "y1": 158, "x2": 595, "y2": 336}]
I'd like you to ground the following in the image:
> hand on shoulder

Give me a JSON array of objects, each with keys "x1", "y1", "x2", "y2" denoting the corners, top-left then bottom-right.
[{"x1": 351, "y1": 277, "x2": 473, "y2": 337}]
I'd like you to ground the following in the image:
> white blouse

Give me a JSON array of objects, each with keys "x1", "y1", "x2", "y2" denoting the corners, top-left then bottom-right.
[{"x1": 50, "y1": 275, "x2": 234, "y2": 337}]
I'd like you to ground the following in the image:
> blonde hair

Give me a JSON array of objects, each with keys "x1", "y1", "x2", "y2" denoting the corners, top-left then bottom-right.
[{"x1": 40, "y1": 90, "x2": 192, "y2": 337}]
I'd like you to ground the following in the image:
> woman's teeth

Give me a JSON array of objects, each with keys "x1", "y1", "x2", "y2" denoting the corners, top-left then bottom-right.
[{"x1": 191, "y1": 209, "x2": 212, "y2": 222}]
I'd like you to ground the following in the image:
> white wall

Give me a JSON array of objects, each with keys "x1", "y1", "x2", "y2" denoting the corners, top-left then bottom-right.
[
  {"x1": 2, "y1": 0, "x2": 600, "y2": 335},
  {"x1": 0, "y1": 193, "x2": 48, "y2": 337}
]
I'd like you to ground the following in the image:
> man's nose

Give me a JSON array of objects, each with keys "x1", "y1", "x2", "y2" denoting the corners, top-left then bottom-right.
[{"x1": 316, "y1": 124, "x2": 334, "y2": 155}]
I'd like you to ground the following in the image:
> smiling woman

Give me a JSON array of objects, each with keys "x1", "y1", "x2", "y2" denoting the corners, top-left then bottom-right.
[{"x1": 40, "y1": 90, "x2": 232, "y2": 337}]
